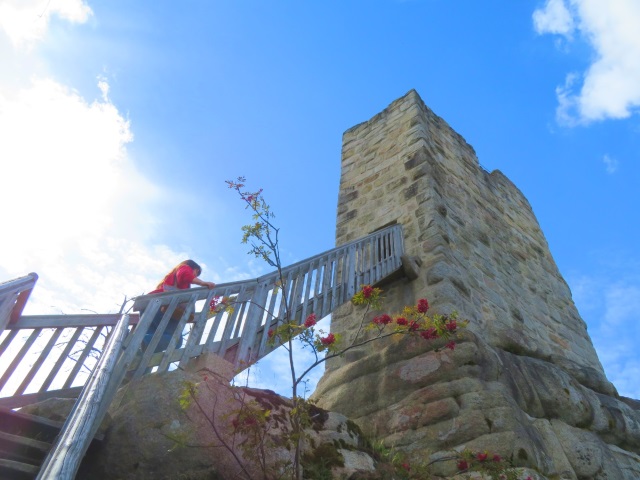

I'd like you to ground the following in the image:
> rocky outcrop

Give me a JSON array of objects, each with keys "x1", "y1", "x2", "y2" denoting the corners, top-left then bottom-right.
[
  {"x1": 313, "y1": 90, "x2": 640, "y2": 479},
  {"x1": 76, "y1": 354, "x2": 378, "y2": 480}
]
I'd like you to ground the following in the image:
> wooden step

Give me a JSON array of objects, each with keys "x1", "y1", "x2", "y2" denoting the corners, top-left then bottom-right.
[
  {"x1": 0, "y1": 430, "x2": 50, "y2": 465},
  {"x1": 0, "y1": 406, "x2": 106, "y2": 479},
  {"x1": 0, "y1": 457, "x2": 39, "y2": 480},
  {"x1": 0, "y1": 407, "x2": 64, "y2": 443},
  {"x1": 0, "y1": 408, "x2": 61, "y2": 479}
]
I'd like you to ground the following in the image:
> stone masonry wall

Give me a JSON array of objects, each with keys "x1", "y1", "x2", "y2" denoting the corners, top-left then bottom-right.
[{"x1": 313, "y1": 91, "x2": 640, "y2": 479}]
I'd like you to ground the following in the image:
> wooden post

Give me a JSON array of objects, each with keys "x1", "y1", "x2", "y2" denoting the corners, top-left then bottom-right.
[
  {"x1": 0, "y1": 273, "x2": 38, "y2": 333},
  {"x1": 36, "y1": 313, "x2": 131, "y2": 480}
]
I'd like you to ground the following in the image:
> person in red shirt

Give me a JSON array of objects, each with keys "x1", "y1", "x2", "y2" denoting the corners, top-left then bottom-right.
[
  {"x1": 143, "y1": 260, "x2": 216, "y2": 352},
  {"x1": 149, "y1": 259, "x2": 216, "y2": 294}
]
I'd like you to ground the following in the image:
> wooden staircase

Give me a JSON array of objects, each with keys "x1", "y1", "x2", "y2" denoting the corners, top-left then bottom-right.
[
  {"x1": 0, "y1": 225, "x2": 406, "y2": 479},
  {"x1": 0, "y1": 407, "x2": 66, "y2": 479}
]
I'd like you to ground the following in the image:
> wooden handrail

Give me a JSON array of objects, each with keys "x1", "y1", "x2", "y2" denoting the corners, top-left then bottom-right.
[
  {"x1": 0, "y1": 225, "x2": 405, "y2": 407},
  {"x1": 0, "y1": 272, "x2": 38, "y2": 332}
]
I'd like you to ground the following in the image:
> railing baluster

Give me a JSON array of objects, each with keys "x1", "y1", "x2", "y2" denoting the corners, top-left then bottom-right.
[
  {"x1": 15, "y1": 328, "x2": 64, "y2": 395},
  {"x1": 158, "y1": 292, "x2": 199, "y2": 373},
  {"x1": 62, "y1": 327, "x2": 103, "y2": 389},
  {"x1": 0, "y1": 329, "x2": 41, "y2": 392},
  {"x1": 346, "y1": 244, "x2": 357, "y2": 300},
  {"x1": 237, "y1": 283, "x2": 268, "y2": 365},
  {"x1": 0, "y1": 329, "x2": 19, "y2": 357},
  {"x1": 289, "y1": 268, "x2": 306, "y2": 325},
  {"x1": 321, "y1": 253, "x2": 334, "y2": 317},
  {"x1": 300, "y1": 260, "x2": 316, "y2": 325},
  {"x1": 218, "y1": 285, "x2": 248, "y2": 357},
  {"x1": 40, "y1": 327, "x2": 84, "y2": 392}
]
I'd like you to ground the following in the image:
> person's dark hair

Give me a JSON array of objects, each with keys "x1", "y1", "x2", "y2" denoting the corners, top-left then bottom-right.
[{"x1": 183, "y1": 259, "x2": 202, "y2": 276}]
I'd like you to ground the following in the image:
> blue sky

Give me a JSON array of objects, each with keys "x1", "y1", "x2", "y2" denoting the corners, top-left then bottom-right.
[{"x1": 0, "y1": 0, "x2": 638, "y2": 399}]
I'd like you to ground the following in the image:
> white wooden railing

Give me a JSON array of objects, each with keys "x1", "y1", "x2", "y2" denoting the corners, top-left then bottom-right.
[
  {"x1": 0, "y1": 225, "x2": 405, "y2": 479},
  {"x1": 0, "y1": 272, "x2": 38, "y2": 332},
  {"x1": 0, "y1": 225, "x2": 404, "y2": 407}
]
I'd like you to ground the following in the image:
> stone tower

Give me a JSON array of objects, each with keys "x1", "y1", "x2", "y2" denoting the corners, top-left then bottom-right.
[{"x1": 313, "y1": 91, "x2": 640, "y2": 478}]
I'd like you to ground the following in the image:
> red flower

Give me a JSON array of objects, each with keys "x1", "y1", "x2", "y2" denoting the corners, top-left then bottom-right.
[
  {"x1": 396, "y1": 316, "x2": 408, "y2": 326},
  {"x1": 420, "y1": 327, "x2": 438, "y2": 340},
  {"x1": 320, "y1": 333, "x2": 336, "y2": 345},
  {"x1": 304, "y1": 313, "x2": 317, "y2": 328},
  {"x1": 445, "y1": 320, "x2": 457, "y2": 332},
  {"x1": 209, "y1": 296, "x2": 221, "y2": 310},
  {"x1": 476, "y1": 452, "x2": 488, "y2": 462},
  {"x1": 373, "y1": 314, "x2": 392, "y2": 325},
  {"x1": 445, "y1": 341, "x2": 456, "y2": 350},
  {"x1": 457, "y1": 460, "x2": 468, "y2": 471},
  {"x1": 417, "y1": 298, "x2": 429, "y2": 313},
  {"x1": 408, "y1": 320, "x2": 420, "y2": 331},
  {"x1": 268, "y1": 329, "x2": 275, "y2": 338},
  {"x1": 492, "y1": 454, "x2": 502, "y2": 462},
  {"x1": 401, "y1": 462, "x2": 410, "y2": 471},
  {"x1": 362, "y1": 285, "x2": 373, "y2": 298}
]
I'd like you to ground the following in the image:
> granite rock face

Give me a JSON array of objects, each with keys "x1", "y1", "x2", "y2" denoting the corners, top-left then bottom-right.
[
  {"x1": 313, "y1": 90, "x2": 640, "y2": 479},
  {"x1": 77, "y1": 354, "x2": 376, "y2": 480}
]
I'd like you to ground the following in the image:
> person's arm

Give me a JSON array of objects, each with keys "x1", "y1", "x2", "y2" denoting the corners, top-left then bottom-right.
[{"x1": 192, "y1": 277, "x2": 216, "y2": 289}]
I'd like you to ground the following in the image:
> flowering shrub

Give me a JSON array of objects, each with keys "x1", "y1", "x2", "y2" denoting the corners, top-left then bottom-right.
[
  {"x1": 208, "y1": 295, "x2": 234, "y2": 317},
  {"x1": 351, "y1": 284, "x2": 383, "y2": 310},
  {"x1": 353, "y1": 286, "x2": 468, "y2": 351},
  {"x1": 319, "y1": 333, "x2": 335, "y2": 346},
  {"x1": 454, "y1": 449, "x2": 520, "y2": 480},
  {"x1": 417, "y1": 298, "x2": 429, "y2": 313},
  {"x1": 303, "y1": 313, "x2": 316, "y2": 328},
  {"x1": 368, "y1": 440, "x2": 522, "y2": 480},
  {"x1": 267, "y1": 314, "x2": 343, "y2": 354}
]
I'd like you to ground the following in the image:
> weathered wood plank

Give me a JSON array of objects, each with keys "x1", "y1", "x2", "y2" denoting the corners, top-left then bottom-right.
[
  {"x1": 0, "y1": 458, "x2": 39, "y2": 476},
  {"x1": 15, "y1": 328, "x2": 64, "y2": 396},
  {"x1": 62, "y1": 327, "x2": 103, "y2": 389},
  {"x1": 237, "y1": 283, "x2": 268, "y2": 365},
  {"x1": 0, "y1": 387, "x2": 83, "y2": 409},
  {"x1": 39, "y1": 328, "x2": 84, "y2": 392},
  {"x1": 9, "y1": 314, "x2": 140, "y2": 330},
  {"x1": 0, "y1": 329, "x2": 19, "y2": 357},
  {"x1": 0, "y1": 430, "x2": 50, "y2": 453},
  {"x1": 0, "y1": 329, "x2": 41, "y2": 392},
  {"x1": 0, "y1": 272, "x2": 38, "y2": 333}
]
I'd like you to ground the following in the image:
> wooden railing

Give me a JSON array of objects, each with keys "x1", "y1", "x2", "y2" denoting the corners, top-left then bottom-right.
[
  {"x1": 126, "y1": 223, "x2": 405, "y2": 380},
  {"x1": 0, "y1": 225, "x2": 404, "y2": 408},
  {"x1": 0, "y1": 224, "x2": 405, "y2": 479},
  {"x1": 0, "y1": 272, "x2": 38, "y2": 332},
  {"x1": 0, "y1": 313, "x2": 139, "y2": 409}
]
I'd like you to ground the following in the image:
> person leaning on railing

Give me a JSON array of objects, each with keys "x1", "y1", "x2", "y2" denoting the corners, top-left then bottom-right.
[{"x1": 143, "y1": 260, "x2": 216, "y2": 352}]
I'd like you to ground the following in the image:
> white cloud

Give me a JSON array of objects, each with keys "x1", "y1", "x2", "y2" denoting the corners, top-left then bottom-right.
[
  {"x1": 602, "y1": 283, "x2": 640, "y2": 328},
  {"x1": 533, "y1": 0, "x2": 575, "y2": 36},
  {"x1": 0, "y1": 0, "x2": 92, "y2": 49},
  {"x1": 603, "y1": 154, "x2": 619, "y2": 173},
  {"x1": 533, "y1": 0, "x2": 640, "y2": 124},
  {"x1": 0, "y1": 3, "x2": 193, "y2": 315},
  {"x1": 0, "y1": 75, "x2": 191, "y2": 314},
  {"x1": 568, "y1": 254, "x2": 640, "y2": 400}
]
